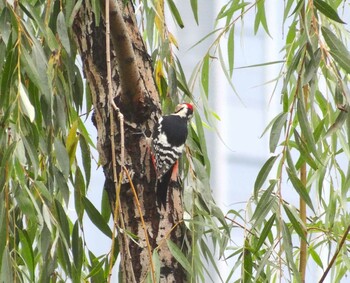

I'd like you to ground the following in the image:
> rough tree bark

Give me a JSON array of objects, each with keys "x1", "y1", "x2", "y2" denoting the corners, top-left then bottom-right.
[{"x1": 73, "y1": 0, "x2": 187, "y2": 282}]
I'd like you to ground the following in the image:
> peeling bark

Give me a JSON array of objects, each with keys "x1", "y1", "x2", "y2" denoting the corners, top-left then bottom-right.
[{"x1": 72, "y1": 1, "x2": 187, "y2": 282}]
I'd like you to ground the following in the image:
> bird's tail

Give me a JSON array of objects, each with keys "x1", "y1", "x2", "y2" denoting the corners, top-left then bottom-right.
[{"x1": 156, "y1": 165, "x2": 173, "y2": 209}]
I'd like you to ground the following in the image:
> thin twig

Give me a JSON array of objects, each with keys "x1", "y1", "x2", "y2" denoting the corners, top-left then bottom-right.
[
  {"x1": 319, "y1": 225, "x2": 350, "y2": 283},
  {"x1": 123, "y1": 167, "x2": 156, "y2": 283}
]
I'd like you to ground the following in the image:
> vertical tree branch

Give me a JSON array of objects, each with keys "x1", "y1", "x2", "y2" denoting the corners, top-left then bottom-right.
[{"x1": 100, "y1": 0, "x2": 142, "y2": 104}]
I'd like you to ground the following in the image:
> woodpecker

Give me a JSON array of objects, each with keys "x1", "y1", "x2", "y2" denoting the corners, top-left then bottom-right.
[{"x1": 152, "y1": 103, "x2": 194, "y2": 208}]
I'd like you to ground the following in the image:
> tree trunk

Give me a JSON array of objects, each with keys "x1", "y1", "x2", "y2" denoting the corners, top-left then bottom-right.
[{"x1": 72, "y1": 1, "x2": 186, "y2": 282}]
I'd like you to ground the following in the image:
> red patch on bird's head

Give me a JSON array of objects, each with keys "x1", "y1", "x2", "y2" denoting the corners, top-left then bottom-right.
[{"x1": 185, "y1": 103, "x2": 194, "y2": 112}]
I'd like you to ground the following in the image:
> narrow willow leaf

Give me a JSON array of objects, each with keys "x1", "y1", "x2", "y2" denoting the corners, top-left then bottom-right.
[
  {"x1": 293, "y1": 130, "x2": 318, "y2": 170},
  {"x1": 42, "y1": 204, "x2": 53, "y2": 233},
  {"x1": 101, "y1": 189, "x2": 111, "y2": 223},
  {"x1": 324, "y1": 109, "x2": 348, "y2": 138},
  {"x1": 190, "y1": 0, "x2": 198, "y2": 24},
  {"x1": 55, "y1": 200, "x2": 71, "y2": 246},
  {"x1": 167, "y1": 239, "x2": 192, "y2": 274},
  {"x1": 282, "y1": 45, "x2": 304, "y2": 94},
  {"x1": 194, "y1": 111, "x2": 210, "y2": 174},
  {"x1": 53, "y1": 166, "x2": 70, "y2": 205},
  {"x1": 270, "y1": 112, "x2": 287, "y2": 153},
  {"x1": 200, "y1": 239, "x2": 224, "y2": 282},
  {"x1": 54, "y1": 138, "x2": 70, "y2": 178},
  {"x1": 228, "y1": 26, "x2": 234, "y2": 77},
  {"x1": 152, "y1": 250, "x2": 161, "y2": 283},
  {"x1": 18, "y1": 230, "x2": 35, "y2": 281},
  {"x1": 286, "y1": 167, "x2": 315, "y2": 212},
  {"x1": 66, "y1": 121, "x2": 79, "y2": 167},
  {"x1": 19, "y1": 82, "x2": 35, "y2": 122},
  {"x1": 322, "y1": 27, "x2": 350, "y2": 73},
  {"x1": 68, "y1": 0, "x2": 83, "y2": 27},
  {"x1": 297, "y1": 98, "x2": 317, "y2": 156},
  {"x1": 85, "y1": 252, "x2": 105, "y2": 280},
  {"x1": 325, "y1": 184, "x2": 337, "y2": 227},
  {"x1": 283, "y1": 0, "x2": 295, "y2": 22},
  {"x1": 82, "y1": 197, "x2": 112, "y2": 238},
  {"x1": 255, "y1": 213, "x2": 276, "y2": 251},
  {"x1": 72, "y1": 221, "x2": 83, "y2": 279},
  {"x1": 75, "y1": 167, "x2": 86, "y2": 221},
  {"x1": 309, "y1": 245, "x2": 324, "y2": 268},
  {"x1": 79, "y1": 135, "x2": 91, "y2": 187},
  {"x1": 243, "y1": 239, "x2": 253, "y2": 283},
  {"x1": 22, "y1": 136, "x2": 39, "y2": 177},
  {"x1": 254, "y1": 155, "x2": 278, "y2": 198},
  {"x1": 14, "y1": 185, "x2": 36, "y2": 220},
  {"x1": 0, "y1": 247, "x2": 13, "y2": 283},
  {"x1": 290, "y1": 0, "x2": 304, "y2": 17},
  {"x1": 201, "y1": 54, "x2": 210, "y2": 97},
  {"x1": 282, "y1": 222, "x2": 302, "y2": 282},
  {"x1": 283, "y1": 204, "x2": 307, "y2": 241},
  {"x1": 314, "y1": 0, "x2": 345, "y2": 24},
  {"x1": 303, "y1": 48, "x2": 321, "y2": 84},
  {"x1": 57, "y1": 11, "x2": 71, "y2": 55},
  {"x1": 1, "y1": 46, "x2": 15, "y2": 98},
  {"x1": 167, "y1": 0, "x2": 184, "y2": 28},
  {"x1": 34, "y1": 181, "x2": 52, "y2": 202},
  {"x1": 252, "y1": 180, "x2": 277, "y2": 224},
  {"x1": 254, "y1": 0, "x2": 270, "y2": 36}
]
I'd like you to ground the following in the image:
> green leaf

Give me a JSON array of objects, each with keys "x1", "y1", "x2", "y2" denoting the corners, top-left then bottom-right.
[
  {"x1": 297, "y1": 97, "x2": 317, "y2": 157},
  {"x1": 283, "y1": 203, "x2": 307, "y2": 241},
  {"x1": 79, "y1": 134, "x2": 91, "y2": 187},
  {"x1": 190, "y1": 0, "x2": 198, "y2": 24},
  {"x1": 286, "y1": 167, "x2": 315, "y2": 212},
  {"x1": 72, "y1": 221, "x2": 83, "y2": 279},
  {"x1": 324, "y1": 108, "x2": 348, "y2": 138},
  {"x1": 242, "y1": 239, "x2": 252, "y2": 282},
  {"x1": 75, "y1": 167, "x2": 86, "y2": 221},
  {"x1": 309, "y1": 244, "x2": 324, "y2": 268},
  {"x1": 269, "y1": 112, "x2": 287, "y2": 153},
  {"x1": 314, "y1": 0, "x2": 345, "y2": 24},
  {"x1": 167, "y1": 0, "x2": 184, "y2": 28},
  {"x1": 0, "y1": 247, "x2": 13, "y2": 283},
  {"x1": 227, "y1": 26, "x2": 235, "y2": 77},
  {"x1": 322, "y1": 27, "x2": 350, "y2": 73},
  {"x1": 282, "y1": 222, "x2": 302, "y2": 282},
  {"x1": 55, "y1": 200, "x2": 71, "y2": 247},
  {"x1": 91, "y1": 0, "x2": 101, "y2": 26},
  {"x1": 167, "y1": 239, "x2": 192, "y2": 274},
  {"x1": 66, "y1": 120, "x2": 79, "y2": 167},
  {"x1": 54, "y1": 138, "x2": 70, "y2": 178},
  {"x1": 254, "y1": 0, "x2": 270, "y2": 36},
  {"x1": 83, "y1": 197, "x2": 113, "y2": 238},
  {"x1": 254, "y1": 156, "x2": 278, "y2": 198},
  {"x1": 18, "y1": 230, "x2": 35, "y2": 281},
  {"x1": 293, "y1": 130, "x2": 319, "y2": 170},
  {"x1": 201, "y1": 54, "x2": 210, "y2": 97},
  {"x1": 101, "y1": 189, "x2": 111, "y2": 223},
  {"x1": 18, "y1": 82, "x2": 35, "y2": 122},
  {"x1": 57, "y1": 11, "x2": 71, "y2": 55},
  {"x1": 255, "y1": 213, "x2": 276, "y2": 251},
  {"x1": 252, "y1": 180, "x2": 277, "y2": 225}
]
